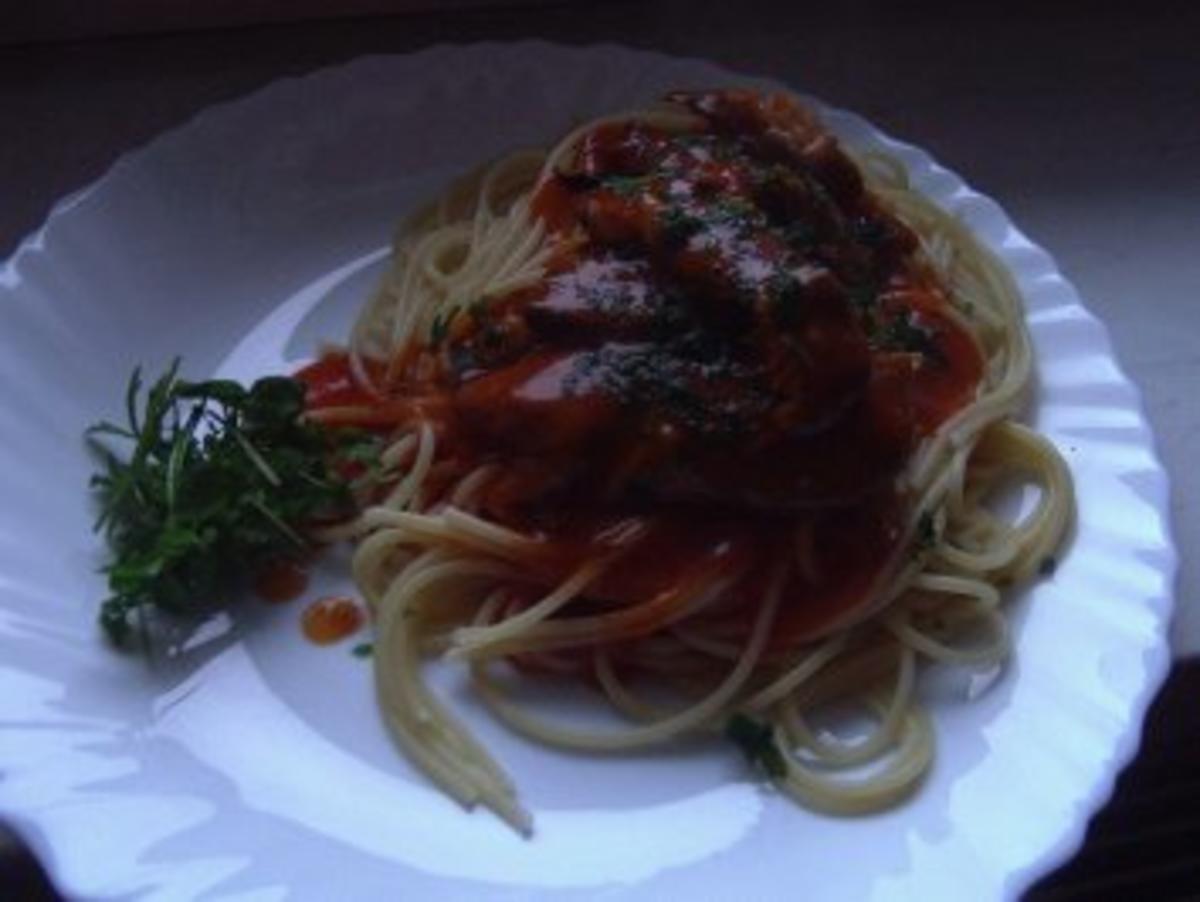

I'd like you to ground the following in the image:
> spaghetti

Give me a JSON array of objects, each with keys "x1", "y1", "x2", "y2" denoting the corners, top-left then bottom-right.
[{"x1": 300, "y1": 89, "x2": 1073, "y2": 833}]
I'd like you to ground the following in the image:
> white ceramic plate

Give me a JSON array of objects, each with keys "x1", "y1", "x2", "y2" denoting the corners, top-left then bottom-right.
[{"x1": 0, "y1": 44, "x2": 1177, "y2": 901}]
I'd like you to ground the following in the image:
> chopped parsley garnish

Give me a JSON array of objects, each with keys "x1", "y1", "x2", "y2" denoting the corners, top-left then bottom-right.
[
  {"x1": 847, "y1": 281, "x2": 877, "y2": 312},
  {"x1": 875, "y1": 309, "x2": 944, "y2": 361},
  {"x1": 725, "y1": 713, "x2": 787, "y2": 779},
  {"x1": 850, "y1": 216, "x2": 889, "y2": 247},
  {"x1": 660, "y1": 207, "x2": 704, "y2": 247},
  {"x1": 464, "y1": 299, "x2": 506, "y2": 352},
  {"x1": 429, "y1": 311, "x2": 451, "y2": 345},
  {"x1": 769, "y1": 273, "x2": 803, "y2": 328},
  {"x1": 87, "y1": 361, "x2": 372, "y2": 649},
  {"x1": 708, "y1": 196, "x2": 761, "y2": 226},
  {"x1": 562, "y1": 339, "x2": 767, "y2": 441},
  {"x1": 781, "y1": 220, "x2": 817, "y2": 248},
  {"x1": 604, "y1": 174, "x2": 652, "y2": 198}
]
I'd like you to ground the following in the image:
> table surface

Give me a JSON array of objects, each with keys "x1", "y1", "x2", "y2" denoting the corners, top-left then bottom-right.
[{"x1": 1, "y1": 1, "x2": 1197, "y2": 898}]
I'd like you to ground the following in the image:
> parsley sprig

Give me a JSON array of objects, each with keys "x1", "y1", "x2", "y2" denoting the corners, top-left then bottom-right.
[{"x1": 87, "y1": 361, "x2": 374, "y2": 649}]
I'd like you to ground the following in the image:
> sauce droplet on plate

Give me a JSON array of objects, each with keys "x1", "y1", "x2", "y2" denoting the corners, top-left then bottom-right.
[{"x1": 302, "y1": 596, "x2": 365, "y2": 645}]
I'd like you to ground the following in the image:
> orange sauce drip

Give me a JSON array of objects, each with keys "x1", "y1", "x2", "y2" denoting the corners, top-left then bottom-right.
[{"x1": 301, "y1": 596, "x2": 365, "y2": 645}]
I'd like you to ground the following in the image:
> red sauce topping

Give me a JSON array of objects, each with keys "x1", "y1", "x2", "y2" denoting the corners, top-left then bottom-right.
[
  {"x1": 295, "y1": 353, "x2": 379, "y2": 409},
  {"x1": 254, "y1": 559, "x2": 310, "y2": 604},
  {"x1": 304, "y1": 90, "x2": 985, "y2": 646},
  {"x1": 301, "y1": 596, "x2": 365, "y2": 644}
]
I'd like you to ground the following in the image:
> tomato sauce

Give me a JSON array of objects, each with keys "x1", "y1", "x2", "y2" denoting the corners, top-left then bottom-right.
[
  {"x1": 301, "y1": 596, "x2": 365, "y2": 644},
  {"x1": 295, "y1": 353, "x2": 380, "y2": 409},
  {"x1": 302, "y1": 90, "x2": 985, "y2": 647}
]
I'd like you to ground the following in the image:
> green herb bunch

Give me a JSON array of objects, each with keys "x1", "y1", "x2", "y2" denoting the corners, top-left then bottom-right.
[{"x1": 87, "y1": 361, "x2": 376, "y2": 648}]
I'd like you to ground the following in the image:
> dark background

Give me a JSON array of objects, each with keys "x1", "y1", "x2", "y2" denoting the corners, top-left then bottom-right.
[{"x1": 3, "y1": 2, "x2": 1197, "y2": 898}]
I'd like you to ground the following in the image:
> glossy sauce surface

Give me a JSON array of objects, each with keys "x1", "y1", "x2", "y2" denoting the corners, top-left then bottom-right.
[
  {"x1": 301, "y1": 90, "x2": 984, "y2": 643},
  {"x1": 296, "y1": 353, "x2": 379, "y2": 409}
]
